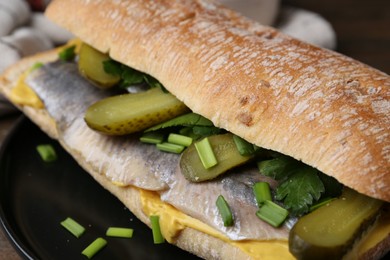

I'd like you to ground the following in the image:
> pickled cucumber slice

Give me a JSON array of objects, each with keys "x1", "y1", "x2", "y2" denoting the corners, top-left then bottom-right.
[
  {"x1": 84, "y1": 87, "x2": 189, "y2": 135},
  {"x1": 180, "y1": 134, "x2": 253, "y2": 182},
  {"x1": 289, "y1": 188, "x2": 383, "y2": 260},
  {"x1": 78, "y1": 43, "x2": 120, "y2": 88}
]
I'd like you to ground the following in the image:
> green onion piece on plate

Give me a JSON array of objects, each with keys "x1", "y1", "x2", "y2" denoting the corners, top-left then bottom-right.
[
  {"x1": 256, "y1": 200, "x2": 289, "y2": 227},
  {"x1": 60, "y1": 217, "x2": 85, "y2": 238},
  {"x1": 36, "y1": 144, "x2": 57, "y2": 162},
  {"x1": 81, "y1": 237, "x2": 107, "y2": 259},
  {"x1": 194, "y1": 137, "x2": 218, "y2": 169},
  {"x1": 30, "y1": 62, "x2": 43, "y2": 71},
  {"x1": 150, "y1": 215, "x2": 165, "y2": 244},
  {"x1": 156, "y1": 142, "x2": 185, "y2": 154},
  {"x1": 167, "y1": 133, "x2": 193, "y2": 147},
  {"x1": 253, "y1": 182, "x2": 272, "y2": 206},
  {"x1": 106, "y1": 227, "x2": 134, "y2": 238},
  {"x1": 216, "y1": 195, "x2": 234, "y2": 227}
]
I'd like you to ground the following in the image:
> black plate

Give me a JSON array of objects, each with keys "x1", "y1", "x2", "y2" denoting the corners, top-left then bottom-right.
[{"x1": 0, "y1": 116, "x2": 200, "y2": 260}]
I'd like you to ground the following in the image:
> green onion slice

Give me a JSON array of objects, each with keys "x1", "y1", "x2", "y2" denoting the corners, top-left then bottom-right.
[
  {"x1": 253, "y1": 182, "x2": 272, "y2": 206},
  {"x1": 81, "y1": 237, "x2": 107, "y2": 259},
  {"x1": 36, "y1": 144, "x2": 57, "y2": 162},
  {"x1": 216, "y1": 195, "x2": 234, "y2": 227},
  {"x1": 168, "y1": 133, "x2": 193, "y2": 147},
  {"x1": 60, "y1": 217, "x2": 85, "y2": 238},
  {"x1": 156, "y1": 142, "x2": 185, "y2": 154},
  {"x1": 194, "y1": 137, "x2": 218, "y2": 169},
  {"x1": 232, "y1": 135, "x2": 255, "y2": 156},
  {"x1": 150, "y1": 215, "x2": 165, "y2": 244},
  {"x1": 106, "y1": 227, "x2": 134, "y2": 238},
  {"x1": 256, "y1": 200, "x2": 289, "y2": 227},
  {"x1": 140, "y1": 132, "x2": 165, "y2": 144}
]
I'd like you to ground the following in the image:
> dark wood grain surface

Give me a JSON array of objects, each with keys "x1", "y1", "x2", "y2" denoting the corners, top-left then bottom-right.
[{"x1": 0, "y1": 1, "x2": 389, "y2": 259}]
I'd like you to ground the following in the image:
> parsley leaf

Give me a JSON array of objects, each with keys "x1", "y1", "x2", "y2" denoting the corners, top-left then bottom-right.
[
  {"x1": 146, "y1": 113, "x2": 214, "y2": 132},
  {"x1": 102, "y1": 60, "x2": 122, "y2": 76},
  {"x1": 103, "y1": 59, "x2": 165, "y2": 90},
  {"x1": 144, "y1": 113, "x2": 222, "y2": 141},
  {"x1": 191, "y1": 125, "x2": 222, "y2": 138},
  {"x1": 275, "y1": 167, "x2": 324, "y2": 216},
  {"x1": 121, "y1": 66, "x2": 145, "y2": 86},
  {"x1": 257, "y1": 156, "x2": 301, "y2": 180}
]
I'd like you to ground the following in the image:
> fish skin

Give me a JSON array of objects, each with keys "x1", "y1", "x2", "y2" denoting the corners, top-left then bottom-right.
[{"x1": 25, "y1": 61, "x2": 290, "y2": 240}]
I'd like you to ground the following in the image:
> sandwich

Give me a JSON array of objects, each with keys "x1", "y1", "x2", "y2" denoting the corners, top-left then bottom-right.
[{"x1": 0, "y1": 0, "x2": 389, "y2": 259}]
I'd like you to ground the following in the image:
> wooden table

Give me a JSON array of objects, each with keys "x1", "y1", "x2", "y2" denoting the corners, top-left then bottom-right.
[{"x1": 0, "y1": 0, "x2": 389, "y2": 259}]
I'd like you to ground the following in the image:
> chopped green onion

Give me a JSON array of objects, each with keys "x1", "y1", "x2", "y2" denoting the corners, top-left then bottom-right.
[
  {"x1": 253, "y1": 182, "x2": 272, "y2": 206},
  {"x1": 167, "y1": 133, "x2": 193, "y2": 147},
  {"x1": 60, "y1": 217, "x2": 85, "y2": 238},
  {"x1": 156, "y1": 142, "x2": 185, "y2": 154},
  {"x1": 232, "y1": 135, "x2": 255, "y2": 156},
  {"x1": 106, "y1": 227, "x2": 134, "y2": 238},
  {"x1": 140, "y1": 132, "x2": 165, "y2": 144},
  {"x1": 36, "y1": 144, "x2": 57, "y2": 162},
  {"x1": 59, "y1": 45, "x2": 76, "y2": 61},
  {"x1": 256, "y1": 200, "x2": 289, "y2": 227},
  {"x1": 216, "y1": 195, "x2": 234, "y2": 227},
  {"x1": 309, "y1": 197, "x2": 336, "y2": 212},
  {"x1": 81, "y1": 237, "x2": 107, "y2": 259},
  {"x1": 194, "y1": 137, "x2": 218, "y2": 169},
  {"x1": 150, "y1": 215, "x2": 165, "y2": 244}
]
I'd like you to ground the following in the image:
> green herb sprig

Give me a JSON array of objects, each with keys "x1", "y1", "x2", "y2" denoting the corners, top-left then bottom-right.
[{"x1": 103, "y1": 59, "x2": 165, "y2": 90}]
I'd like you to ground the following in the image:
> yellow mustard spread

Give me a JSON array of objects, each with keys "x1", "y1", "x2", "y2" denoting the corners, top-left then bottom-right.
[{"x1": 10, "y1": 69, "x2": 44, "y2": 108}]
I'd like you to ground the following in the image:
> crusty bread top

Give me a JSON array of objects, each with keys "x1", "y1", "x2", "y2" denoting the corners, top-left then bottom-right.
[{"x1": 45, "y1": 0, "x2": 389, "y2": 202}]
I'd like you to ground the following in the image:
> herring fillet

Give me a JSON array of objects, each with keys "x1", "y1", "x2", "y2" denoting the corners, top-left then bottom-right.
[
  {"x1": 25, "y1": 61, "x2": 290, "y2": 240},
  {"x1": 26, "y1": 61, "x2": 172, "y2": 191}
]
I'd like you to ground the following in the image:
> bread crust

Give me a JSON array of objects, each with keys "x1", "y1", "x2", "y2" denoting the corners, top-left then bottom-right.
[{"x1": 45, "y1": 0, "x2": 390, "y2": 202}]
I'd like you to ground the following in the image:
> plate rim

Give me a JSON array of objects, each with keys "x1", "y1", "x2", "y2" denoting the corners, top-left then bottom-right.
[{"x1": 0, "y1": 115, "x2": 37, "y2": 259}]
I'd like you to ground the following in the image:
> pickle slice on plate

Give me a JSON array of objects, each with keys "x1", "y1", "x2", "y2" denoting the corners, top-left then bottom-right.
[
  {"x1": 78, "y1": 43, "x2": 120, "y2": 88},
  {"x1": 180, "y1": 133, "x2": 254, "y2": 182},
  {"x1": 84, "y1": 87, "x2": 189, "y2": 135},
  {"x1": 289, "y1": 188, "x2": 383, "y2": 260}
]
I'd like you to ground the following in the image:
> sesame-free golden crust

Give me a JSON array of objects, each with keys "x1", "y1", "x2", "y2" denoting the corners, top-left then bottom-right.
[{"x1": 45, "y1": 0, "x2": 389, "y2": 202}]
